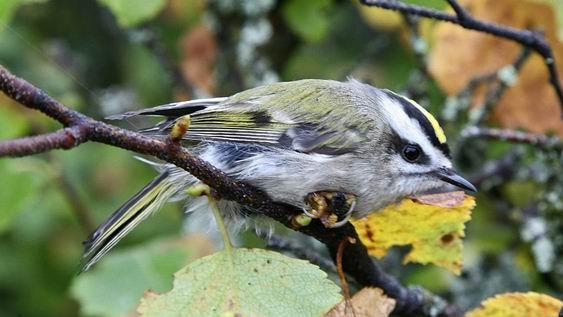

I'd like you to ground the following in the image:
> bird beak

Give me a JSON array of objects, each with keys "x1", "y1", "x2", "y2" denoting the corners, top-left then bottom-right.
[{"x1": 433, "y1": 167, "x2": 477, "y2": 192}]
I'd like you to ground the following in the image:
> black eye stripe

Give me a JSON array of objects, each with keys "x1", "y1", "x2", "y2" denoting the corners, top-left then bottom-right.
[{"x1": 383, "y1": 90, "x2": 450, "y2": 157}]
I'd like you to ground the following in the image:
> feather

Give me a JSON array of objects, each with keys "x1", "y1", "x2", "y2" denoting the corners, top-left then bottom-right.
[
  {"x1": 108, "y1": 80, "x2": 373, "y2": 154},
  {"x1": 105, "y1": 97, "x2": 227, "y2": 120},
  {"x1": 80, "y1": 171, "x2": 177, "y2": 272}
]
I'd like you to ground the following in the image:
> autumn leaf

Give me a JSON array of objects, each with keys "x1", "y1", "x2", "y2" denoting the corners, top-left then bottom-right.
[
  {"x1": 180, "y1": 24, "x2": 218, "y2": 96},
  {"x1": 429, "y1": 0, "x2": 563, "y2": 136},
  {"x1": 325, "y1": 287, "x2": 395, "y2": 317},
  {"x1": 465, "y1": 292, "x2": 563, "y2": 317},
  {"x1": 351, "y1": 192, "x2": 475, "y2": 274}
]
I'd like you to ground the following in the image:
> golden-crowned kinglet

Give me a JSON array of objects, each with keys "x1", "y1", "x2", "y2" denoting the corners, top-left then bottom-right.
[{"x1": 80, "y1": 79, "x2": 476, "y2": 271}]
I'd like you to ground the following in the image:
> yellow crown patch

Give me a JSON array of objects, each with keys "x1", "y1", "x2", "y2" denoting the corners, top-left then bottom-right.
[{"x1": 405, "y1": 97, "x2": 447, "y2": 144}]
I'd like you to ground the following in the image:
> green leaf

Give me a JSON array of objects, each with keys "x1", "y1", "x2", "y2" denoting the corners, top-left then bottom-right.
[
  {"x1": 97, "y1": 0, "x2": 166, "y2": 28},
  {"x1": 0, "y1": 0, "x2": 18, "y2": 25},
  {"x1": 0, "y1": 0, "x2": 47, "y2": 28},
  {"x1": 0, "y1": 106, "x2": 28, "y2": 139},
  {"x1": 0, "y1": 159, "x2": 41, "y2": 233},
  {"x1": 138, "y1": 248, "x2": 342, "y2": 317},
  {"x1": 282, "y1": 0, "x2": 333, "y2": 43},
  {"x1": 71, "y1": 237, "x2": 192, "y2": 317}
]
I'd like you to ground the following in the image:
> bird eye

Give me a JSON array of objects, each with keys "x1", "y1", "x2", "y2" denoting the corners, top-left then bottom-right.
[{"x1": 402, "y1": 144, "x2": 422, "y2": 162}]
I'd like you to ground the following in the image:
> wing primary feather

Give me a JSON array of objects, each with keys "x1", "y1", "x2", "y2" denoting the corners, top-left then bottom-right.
[
  {"x1": 79, "y1": 171, "x2": 177, "y2": 272},
  {"x1": 106, "y1": 97, "x2": 227, "y2": 120}
]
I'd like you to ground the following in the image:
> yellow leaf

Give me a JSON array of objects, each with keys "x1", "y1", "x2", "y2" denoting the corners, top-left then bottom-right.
[
  {"x1": 465, "y1": 292, "x2": 563, "y2": 317},
  {"x1": 325, "y1": 287, "x2": 396, "y2": 317},
  {"x1": 351, "y1": 192, "x2": 475, "y2": 274}
]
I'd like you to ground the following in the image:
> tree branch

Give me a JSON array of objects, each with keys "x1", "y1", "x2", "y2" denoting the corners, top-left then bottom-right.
[
  {"x1": 359, "y1": 0, "x2": 563, "y2": 117},
  {"x1": 460, "y1": 126, "x2": 562, "y2": 150},
  {"x1": 468, "y1": 48, "x2": 532, "y2": 125},
  {"x1": 0, "y1": 126, "x2": 88, "y2": 157},
  {"x1": 0, "y1": 65, "x2": 458, "y2": 316},
  {"x1": 52, "y1": 160, "x2": 97, "y2": 233},
  {"x1": 261, "y1": 233, "x2": 336, "y2": 271},
  {"x1": 442, "y1": 47, "x2": 532, "y2": 126}
]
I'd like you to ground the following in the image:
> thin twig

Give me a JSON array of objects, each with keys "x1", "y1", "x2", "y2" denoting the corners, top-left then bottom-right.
[
  {"x1": 53, "y1": 164, "x2": 96, "y2": 233},
  {"x1": 359, "y1": 0, "x2": 563, "y2": 117},
  {"x1": 368, "y1": 13, "x2": 432, "y2": 107},
  {"x1": 336, "y1": 239, "x2": 355, "y2": 317},
  {"x1": 442, "y1": 47, "x2": 533, "y2": 125},
  {"x1": 468, "y1": 48, "x2": 533, "y2": 125},
  {"x1": 468, "y1": 149, "x2": 524, "y2": 188},
  {"x1": 0, "y1": 65, "x2": 456, "y2": 316},
  {"x1": 139, "y1": 28, "x2": 197, "y2": 98},
  {"x1": 337, "y1": 239, "x2": 352, "y2": 300},
  {"x1": 0, "y1": 126, "x2": 88, "y2": 156},
  {"x1": 461, "y1": 126, "x2": 562, "y2": 151},
  {"x1": 402, "y1": 13, "x2": 431, "y2": 103}
]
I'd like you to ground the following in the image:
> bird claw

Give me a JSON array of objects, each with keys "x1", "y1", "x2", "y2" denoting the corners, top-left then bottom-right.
[{"x1": 303, "y1": 191, "x2": 356, "y2": 228}]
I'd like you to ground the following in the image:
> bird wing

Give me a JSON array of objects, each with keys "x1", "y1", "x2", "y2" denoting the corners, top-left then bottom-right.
[{"x1": 108, "y1": 80, "x2": 372, "y2": 155}]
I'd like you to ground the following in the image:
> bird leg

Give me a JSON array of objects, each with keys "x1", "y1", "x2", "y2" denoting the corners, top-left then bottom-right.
[{"x1": 303, "y1": 191, "x2": 356, "y2": 228}]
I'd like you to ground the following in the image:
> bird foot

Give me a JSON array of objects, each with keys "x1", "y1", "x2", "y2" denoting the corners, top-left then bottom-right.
[{"x1": 303, "y1": 191, "x2": 356, "y2": 228}]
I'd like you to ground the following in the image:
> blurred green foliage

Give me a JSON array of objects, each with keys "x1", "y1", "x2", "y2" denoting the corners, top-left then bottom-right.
[
  {"x1": 0, "y1": 0, "x2": 561, "y2": 316},
  {"x1": 282, "y1": 0, "x2": 333, "y2": 43},
  {"x1": 71, "y1": 237, "x2": 193, "y2": 317},
  {"x1": 98, "y1": 0, "x2": 167, "y2": 28}
]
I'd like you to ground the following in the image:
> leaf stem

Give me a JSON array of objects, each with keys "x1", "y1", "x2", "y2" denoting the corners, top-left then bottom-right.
[
  {"x1": 187, "y1": 183, "x2": 235, "y2": 251},
  {"x1": 208, "y1": 194, "x2": 234, "y2": 251}
]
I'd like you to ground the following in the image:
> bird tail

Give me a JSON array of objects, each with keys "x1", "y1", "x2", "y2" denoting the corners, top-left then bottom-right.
[{"x1": 79, "y1": 170, "x2": 178, "y2": 272}]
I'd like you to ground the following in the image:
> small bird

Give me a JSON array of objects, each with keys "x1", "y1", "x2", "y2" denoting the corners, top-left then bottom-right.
[{"x1": 80, "y1": 79, "x2": 476, "y2": 272}]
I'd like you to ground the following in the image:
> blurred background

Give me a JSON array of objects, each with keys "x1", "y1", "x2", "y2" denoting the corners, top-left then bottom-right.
[{"x1": 0, "y1": 0, "x2": 561, "y2": 316}]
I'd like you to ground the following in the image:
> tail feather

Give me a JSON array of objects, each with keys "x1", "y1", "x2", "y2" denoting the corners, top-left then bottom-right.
[{"x1": 80, "y1": 171, "x2": 177, "y2": 272}]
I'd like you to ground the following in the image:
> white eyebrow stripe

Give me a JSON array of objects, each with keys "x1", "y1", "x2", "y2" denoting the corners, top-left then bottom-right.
[{"x1": 378, "y1": 92, "x2": 446, "y2": 166}]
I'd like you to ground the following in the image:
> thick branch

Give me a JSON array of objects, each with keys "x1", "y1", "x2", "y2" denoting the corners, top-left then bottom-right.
[
  {"x1": 0, "y1": 65, "x2": 456, "y2": 316},
  {"x1": 261, "y1": 233, "x2": 336, "y2": 271},
  {"x1": 359, "y1": 0, "x2": 563, "y2": 117},
  {"x1": 0, "y1": 70, "x2": 86, "y2": 125}
]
